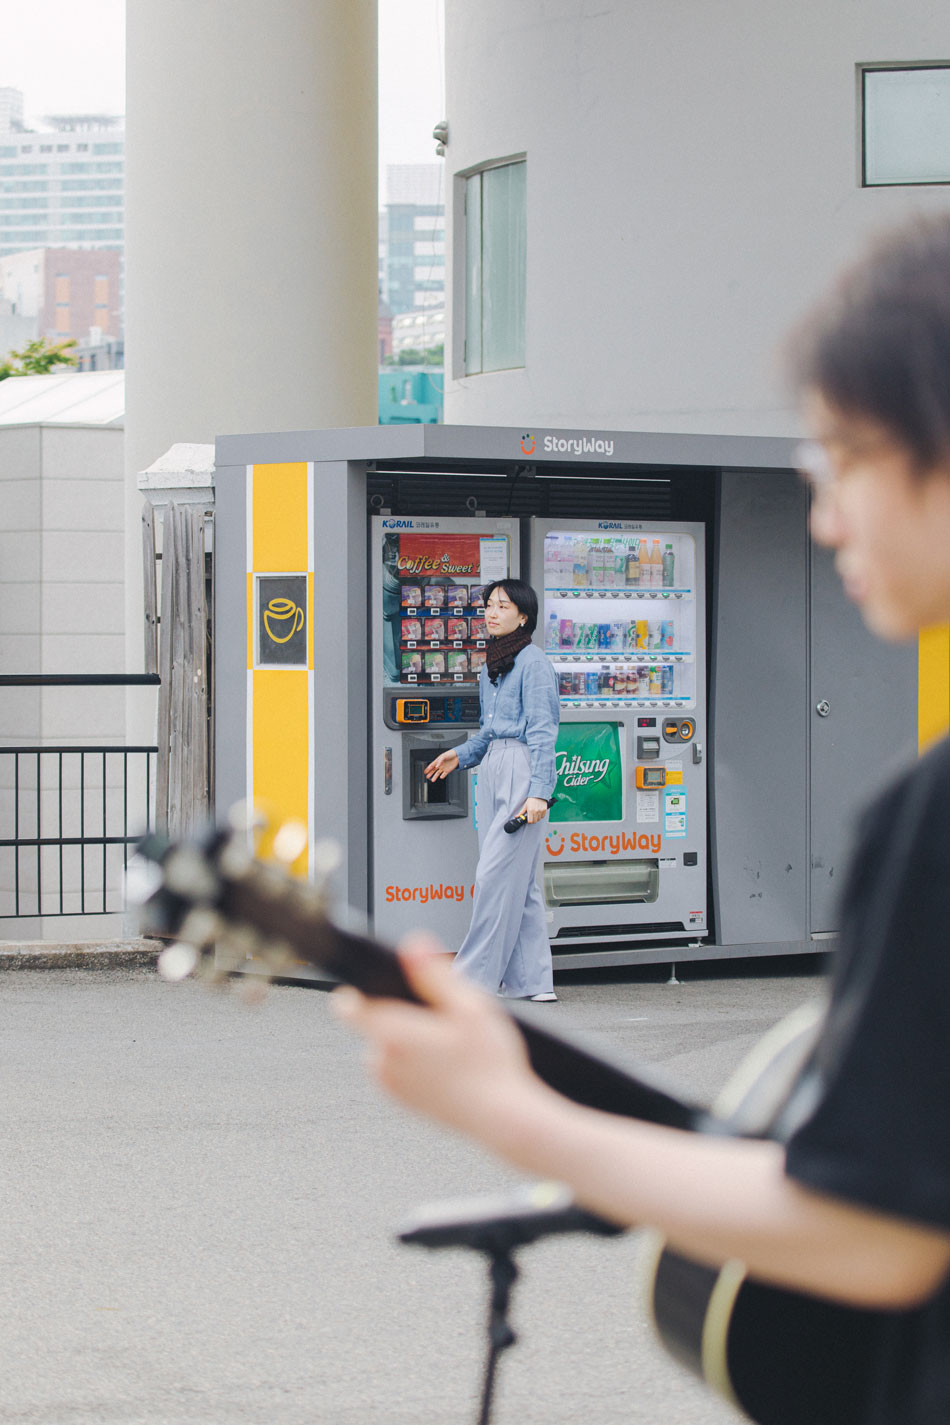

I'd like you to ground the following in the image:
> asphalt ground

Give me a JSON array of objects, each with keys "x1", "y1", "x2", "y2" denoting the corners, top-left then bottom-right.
[{"x1": 0, "y1": 958, "x2": 824, "y2": 1425}]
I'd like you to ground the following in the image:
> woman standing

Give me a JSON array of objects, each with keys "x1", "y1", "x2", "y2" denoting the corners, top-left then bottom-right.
[{"x1": 424, "y1": 579, "x2": 560, "y2": 1001}]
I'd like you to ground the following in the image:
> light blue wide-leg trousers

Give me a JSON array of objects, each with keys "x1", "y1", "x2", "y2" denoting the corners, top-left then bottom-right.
[{"x1": 453, "y1": 738, "x2": 554, "y2": 997}]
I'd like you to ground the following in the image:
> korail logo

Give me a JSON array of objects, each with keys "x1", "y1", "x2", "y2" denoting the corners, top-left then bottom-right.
[
  {"x1": 382, "y1": 518, "x2": 437, "y2": 529},
  {"x1": 520, "y1": 432, "x2": 536, "y2": 455}
]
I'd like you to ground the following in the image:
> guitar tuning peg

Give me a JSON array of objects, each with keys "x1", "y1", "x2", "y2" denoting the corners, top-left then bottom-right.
[
  {"x1": 221, "y1": 924, "x2": 266, "y2": 962},
  {"x1": 195, "y1": 952, "x2": 230, "y2": 988},
  {"x1": 227, "y1": 800, "x2": 265, "y2": 835},
  {"x1": 162, "y1": 847, "x2": 220, "y2": 903},
  {"x1": 217, "y1": 837, "x2": 254, "y2": 882},
  {"x1": 272, "y1": 819, "x2": 308, "y2": 868},
  {"x1": 156, "y1": 942, "x2": 200, "y2": 983},
  {"x1": 179, "y1": 906, "x2": 225, "y2": 950},
  {"x1": 238, "y1": 977, "x2": 271, "y2": 1007},
  {"x1": 263, "y1": 939, "x2": 301, "y2": 975},
  {"x1": 212, "y1": 937, "x2": 254, "y2": 978},
  {"x1": 122, "y1": 853, "x2": 163, "y2": 908},
  {"x1": 312, "y1": 838, "x2": 342, "y2": 878}
]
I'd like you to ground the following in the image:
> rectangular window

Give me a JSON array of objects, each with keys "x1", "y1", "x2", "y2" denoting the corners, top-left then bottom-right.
[
  {"x1": 862, "y1": 65, "x2": 950, "y2": 186},
  {"x1": 463, "y1": 159, "x2": 526, "y2": 375}
]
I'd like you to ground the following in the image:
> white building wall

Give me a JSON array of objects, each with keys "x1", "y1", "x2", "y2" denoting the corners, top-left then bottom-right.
[
  {"x1": 443, "y1": 0, "x2": 950, "y2": 435},
  {"x1": 0, "y1": 422, "x2": 132, "y2": 940}
]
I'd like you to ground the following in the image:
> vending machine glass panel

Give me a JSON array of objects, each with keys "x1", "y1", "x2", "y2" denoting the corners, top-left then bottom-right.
[
  {"x1": 542, "y1": 528, "x2": 697, "y2": 711},
  {"x1": 382, "y1": 530, "x2": 509, "y2": 690}
]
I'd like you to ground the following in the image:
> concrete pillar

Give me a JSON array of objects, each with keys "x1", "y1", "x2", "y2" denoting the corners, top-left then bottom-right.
[{"x1": 123, "y1": 0, "x2": 378, "y2": 727}]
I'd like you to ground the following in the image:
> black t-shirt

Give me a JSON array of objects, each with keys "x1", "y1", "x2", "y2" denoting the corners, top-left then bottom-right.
[{"x1": 784, "y1": 735, "x2": 950, "y2": 1424}]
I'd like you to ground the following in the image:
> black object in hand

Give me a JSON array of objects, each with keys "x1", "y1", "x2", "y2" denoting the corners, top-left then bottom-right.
[{"x1": 504, "y1": 796, "x2": 557, "y2": 834}]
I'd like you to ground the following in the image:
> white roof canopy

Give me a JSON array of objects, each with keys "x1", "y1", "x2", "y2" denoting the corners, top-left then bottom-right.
[{"x1": 0, "y1": 371, "x2": 124, "y2": 427}]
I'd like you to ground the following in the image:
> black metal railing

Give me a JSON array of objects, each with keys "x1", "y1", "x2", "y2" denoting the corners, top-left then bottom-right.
[{"x1": 0, "y1": 675, "x2": 159, "y2": 921}]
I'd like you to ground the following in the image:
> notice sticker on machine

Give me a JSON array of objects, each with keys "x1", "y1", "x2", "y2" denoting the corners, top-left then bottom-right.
[
  {"x1": 636, "y1": 790, "x2": 659, "y2": 823},
  {"x1": 479, "y1": 537, "x2": 508, "y2": 583},
  {"x1": 664, "y1": 788, "x2": 687, "y2": 838}
]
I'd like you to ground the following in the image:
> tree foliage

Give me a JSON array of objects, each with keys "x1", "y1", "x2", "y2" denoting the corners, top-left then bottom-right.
[
  {"x1": 0, "y1": 337, "x2": 79, "y2": 381},
  {"x1": 383, "y1": 344, "x2": 444, "y2": 367}
]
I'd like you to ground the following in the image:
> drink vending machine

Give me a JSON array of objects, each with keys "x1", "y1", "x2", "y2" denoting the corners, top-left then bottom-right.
[
  {"x1": 370, "y1": 516, "x2": 518, "y2": 943},
  {"x1": 532, "y1": 519, "x2": 707, "y2": 951}
]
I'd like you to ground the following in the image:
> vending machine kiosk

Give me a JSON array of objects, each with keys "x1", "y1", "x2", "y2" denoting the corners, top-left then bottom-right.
[{"x1": 212, "y1": 422, "x2": 922, "y2": 973}]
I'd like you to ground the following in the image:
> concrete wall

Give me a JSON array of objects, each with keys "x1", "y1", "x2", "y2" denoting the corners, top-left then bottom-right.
[{"x1": 442, "y1": 0, "x2": 950, "y2": 434}]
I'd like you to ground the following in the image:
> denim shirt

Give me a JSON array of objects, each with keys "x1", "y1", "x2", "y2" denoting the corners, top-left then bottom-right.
[{"x1": 455, "y1": 642, "x2": 560, "y2": 799}]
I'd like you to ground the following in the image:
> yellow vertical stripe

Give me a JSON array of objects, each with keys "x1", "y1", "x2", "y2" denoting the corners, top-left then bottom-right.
[
  {"x1": 248, "y1": 463, "x2": 312, "y2": 878},
  {"x1": 251, "y1": 670, "x2": 310, "y2": 875},
  {"x1": 918, "y1": 625, "x2": 950, "y2": 751},
  {"x1": 252, "y1": 462, "x2": 309, "y2": 572}
]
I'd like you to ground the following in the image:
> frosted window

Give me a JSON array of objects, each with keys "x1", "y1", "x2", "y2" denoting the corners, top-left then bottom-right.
[{"x1": 863, "y1": 67, "x2": 950, "y2": 186}]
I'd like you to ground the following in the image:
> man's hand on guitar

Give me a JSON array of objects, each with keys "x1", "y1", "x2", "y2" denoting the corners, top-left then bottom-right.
[{"x1": 334, "y1": 935, "x2": 546, "y2": 1140}]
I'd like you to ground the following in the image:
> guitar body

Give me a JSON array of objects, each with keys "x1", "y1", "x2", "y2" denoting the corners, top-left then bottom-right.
[
  {"x1": 647, "y1": 1241, "x2": 890, "y2": 1425},
  {"x1": 644, "y1": 1003, "x2": 897, "y2": 1425}
]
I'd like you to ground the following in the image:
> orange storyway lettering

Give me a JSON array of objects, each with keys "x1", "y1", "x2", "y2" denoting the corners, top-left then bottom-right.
[
  {"x1": 385, "y1": 883, "x2": 473, "y2": 904},
  {"x1": 545, "y1": 830, "x2": 662, "y2": 857}
]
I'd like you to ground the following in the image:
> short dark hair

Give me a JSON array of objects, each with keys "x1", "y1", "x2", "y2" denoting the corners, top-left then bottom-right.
[
  {"x1": 483, "y1": 578, "x2": 539, "y2": 635},
  {"x1": 789, "y1": 213, "x2": 950, "y2": 471}
]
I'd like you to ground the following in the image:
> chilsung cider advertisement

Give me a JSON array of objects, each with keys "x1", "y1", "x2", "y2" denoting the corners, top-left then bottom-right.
[{"x1": 551, "y1": 722, "x2": 622, "y2": 822}]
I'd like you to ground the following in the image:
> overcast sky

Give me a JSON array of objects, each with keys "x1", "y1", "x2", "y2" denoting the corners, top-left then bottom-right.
[{"x1": 1, "y1": 0, "x2": 444, "y2": 185}]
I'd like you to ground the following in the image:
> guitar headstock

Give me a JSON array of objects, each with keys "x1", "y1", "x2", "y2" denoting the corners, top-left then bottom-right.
[
  {"x1": 129, "y1": 807, "x2": 340, "y2": 992},
  {"x1": 128, "y1": 806, "x2": 418, "y2": 1004}
]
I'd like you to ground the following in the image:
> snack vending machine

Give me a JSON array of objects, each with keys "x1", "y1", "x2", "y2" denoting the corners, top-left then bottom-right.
[
  {"x1": 370, "y1": 516, "x2": 518, "y2": 943},
  {"x1": 531, "y1": 519, "x2": 707, "y2": 952}
]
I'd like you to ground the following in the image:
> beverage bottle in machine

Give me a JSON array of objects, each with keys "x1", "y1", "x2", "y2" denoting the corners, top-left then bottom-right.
[
  {"x1": 626, "y1": 539, "x2": 641, "y2": 586},
  {"x1": 573, "y1": 537, "x2": 589, "y2": 587},
  {"x1": 650, "y1": 539, "x2": 662, "y2": 587},
  {"x1": 662, "y1": 542, "x2": 675, "y2": 587},
  {"x1": 545, "y1": 611, "x2": 560, "y2": 650},
  {"x1": 638, "y1": 538, "x2": 651, "y2": 587}
]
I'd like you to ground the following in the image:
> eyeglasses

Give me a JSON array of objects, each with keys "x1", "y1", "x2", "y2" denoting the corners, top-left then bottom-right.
[
  {"x1": 795, "y1": 428, "x2": 906, "y2": 495},
  {"x1": 794, "y1": 440, "x2": 834, "y2": 493}
]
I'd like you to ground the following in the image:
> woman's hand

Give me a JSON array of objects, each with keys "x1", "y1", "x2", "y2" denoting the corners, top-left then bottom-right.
[
  {"x1": 333, "y1": 936, "x2": 544, "y2": 1141},
  {"x1": 423, "y1": 749, "x2": 459, "y2": 781},
  {"x1": 514, "y1": 796, "x2": 549, "y2": 825}
]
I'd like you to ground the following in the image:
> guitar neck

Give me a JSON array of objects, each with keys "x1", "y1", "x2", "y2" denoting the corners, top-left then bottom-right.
[{"x1": 225, "y1": 876, "x2": 706, "y2": 1133}]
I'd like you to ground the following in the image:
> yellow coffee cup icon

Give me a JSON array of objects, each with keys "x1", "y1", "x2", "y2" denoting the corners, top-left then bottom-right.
[{"x1": 264, "y1": 597, "x2": 304, "y2": 644}]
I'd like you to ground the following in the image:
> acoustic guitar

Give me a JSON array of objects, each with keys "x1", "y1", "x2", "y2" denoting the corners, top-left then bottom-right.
[{"x1": 132, "y1": 818, "x2": 901, "y2": 1425}]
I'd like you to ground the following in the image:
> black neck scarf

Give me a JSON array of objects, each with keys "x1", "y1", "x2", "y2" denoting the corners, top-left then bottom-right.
[{"x1": 486, "y1": 625, "x2": 532, "y2": 684}]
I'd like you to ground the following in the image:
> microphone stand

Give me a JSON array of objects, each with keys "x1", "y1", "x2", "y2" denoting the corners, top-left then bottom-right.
[{"x1": 397, "y1": 1182, "x2": 624, "y2": 1425}]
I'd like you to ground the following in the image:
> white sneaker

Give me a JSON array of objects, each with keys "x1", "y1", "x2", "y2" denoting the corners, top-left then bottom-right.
[{"x1": 528, "y1": 991, "x2": 558, "y2": 1002}]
